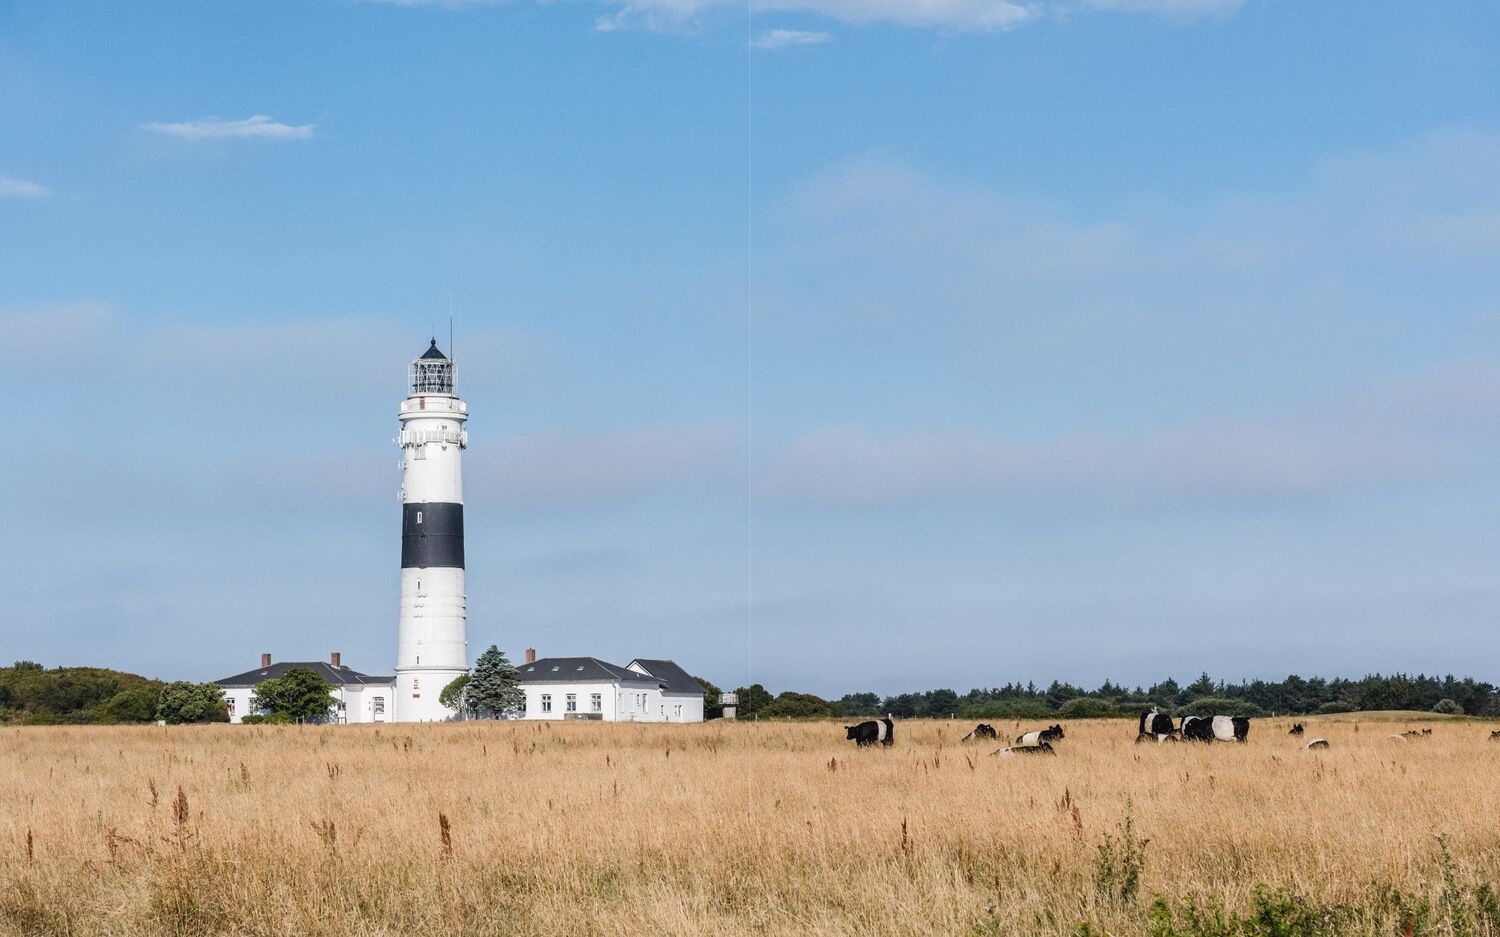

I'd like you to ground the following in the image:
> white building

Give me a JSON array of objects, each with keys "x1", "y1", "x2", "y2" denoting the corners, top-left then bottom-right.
[
  {"x1": 516, "y1": 653, "x2": 705, "y2": 722},
  {"x1": 214, "y1": 653, "x2": 397, "y2": 724},
  {"x1": 394, "y1": 340, "x2": 470, "y2": 722}
]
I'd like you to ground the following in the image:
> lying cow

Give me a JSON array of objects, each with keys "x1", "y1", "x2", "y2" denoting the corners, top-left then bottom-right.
[
  {"x1": 1288, "y1": 723, "x2": 1305, "y2": 736},
  {"x1": 1303, "y1": 738, "x2": 1329, "y2": 750},
  {"x1": 960, "y1": 723, "x2": 998, "y2": 742},
  {"x1": 1400, "y1": 728, "x2": 1432, "y2": 740},
  {"x1": 993, "y1": 741, "x2": 1055, "y2": 757},
  {"x1": 845, "y1": 717, "x2": 895, "y2": 747},
  {"x1": 1016, "y1": 724, "x2": 1065, "y2": 746},
  {"x1": 1180, "y1": 714, "x2": 1249, "y2": 743},
  {"x1": 1137, "y1": 708, "x2": 1177, "y2": 743}
]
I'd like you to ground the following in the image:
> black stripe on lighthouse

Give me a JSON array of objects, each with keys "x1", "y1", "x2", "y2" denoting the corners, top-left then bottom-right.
[{"x1": 401, "y1": 502, "x2": 465, "y2": 569}]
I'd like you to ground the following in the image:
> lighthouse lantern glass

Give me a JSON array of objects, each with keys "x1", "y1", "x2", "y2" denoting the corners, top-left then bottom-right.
[{"x1": 410, "y1": 359, "x2": 455, "y2": 396}]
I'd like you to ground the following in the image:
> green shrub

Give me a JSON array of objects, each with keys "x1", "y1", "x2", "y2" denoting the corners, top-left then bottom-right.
[
  {"x1": 1175, "y1": 697, "x2": 1265, "y2": 718},
  {"x1": 156, "y1": 682, "x2": 230, "y2": 724},
  {"x1": 239, "y1": 714, "x2": 266, "y2": 725},
  {"x1": 1315, "y1": 701, "x2": 1355, "y2": 715},
  {"x1": 263, "y1": 712, "x2": 293, "y2": 725},
  {"x1": 97, "y1": 687, "x2": 160, "y2": 724},
  {"x1": 1433, "y1": 698, "x2": 1464, "y2": 715},
  {"x1": 1060, "y1": 697, "x2": 1118, "y2": 719},
  {"x1": 760, "y1": 691, "x2": 839, "y2": 719}
]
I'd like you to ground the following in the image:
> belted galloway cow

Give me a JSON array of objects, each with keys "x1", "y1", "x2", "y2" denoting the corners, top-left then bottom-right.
[
  {"x1": 1137, "y1": 708, "x2": 1177, "y2": 743},
  {"x1": 960, "y1": 724, "x2": 998, "y2": 743},
  {"x1": 845, "y1": 717, "x2": 894, "y2": 747},
  {"x1": 1016, "y1": 724, "x2": 1064, "y2": 746},
  {"x1": 993, "y1": 741, "x2": 1055, "y2": 756}
]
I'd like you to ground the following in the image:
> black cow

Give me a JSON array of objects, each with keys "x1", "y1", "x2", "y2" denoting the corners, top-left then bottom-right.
[
  {"x1": 993, "y1": 741, "x2": 1055, "y2": 756},
  {"x1": 960, "y1": 724, "x2": 998, "y2": 742},
  {"x1": 1490, "y1": 730, "x2": 1500, "y2": 742},
  {"x1": 845, "y1": 717, "x2": 894, "y2": 747},
  {"x1": 1017, "y1": 724, "x2": 1064, "y2": 746},
  {"x1": 1288, "y1": 723, "x2": 1305, "y2": 735},
  {"x1": 1137, "y1": 709, "x2": 1177, "y2": 743}
]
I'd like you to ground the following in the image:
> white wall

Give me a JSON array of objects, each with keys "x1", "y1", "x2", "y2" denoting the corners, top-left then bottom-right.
[
  {"x1": 522, "y1": 680, "x2": 683, "y2": 721},
  {"x1": 222, "y1": 682, "x2": 395, "y2": 724},
  {"x1": 662, "y1": 692, "x2": 704, "y2": 723}
]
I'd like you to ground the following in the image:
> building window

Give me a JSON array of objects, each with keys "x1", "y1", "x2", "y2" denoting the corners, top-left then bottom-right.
[
  {"x1": 226, "y1": 697, "x2": 236, "y2": 715},
  {"x1": 416, "y1": 511, "x2": 423, "y2": 524},
  {"x1": 412, "y1": 678, "x2": 420, "y2": 700},
  {"x1": 541, "y1": 694, "x2": 552, "y2": 713},
  {"x1": 566, "y1": 693, "x2": 577, "y2": 712},
  {"x1": 674, "y1": 705, "x2": 682, "y2": 719},
  {"x1": 373, "y1": 697, "x2": 385, "y2": 715},
  {"x1": 591, "y1": 693, "x2": 602, "y2": 712}
]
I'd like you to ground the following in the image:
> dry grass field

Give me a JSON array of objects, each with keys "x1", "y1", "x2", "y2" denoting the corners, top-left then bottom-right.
[{"x1": 3, "y1": 716, "x2": 1500, "y2": 936}]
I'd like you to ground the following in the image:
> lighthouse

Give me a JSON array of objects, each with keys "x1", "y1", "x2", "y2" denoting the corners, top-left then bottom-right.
[{"x1": 394, "y1": 339, "x2": 470, "y2": 721}]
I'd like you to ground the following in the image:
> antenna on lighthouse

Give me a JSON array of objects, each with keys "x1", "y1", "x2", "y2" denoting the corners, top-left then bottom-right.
[{"x1": 448, "y1": 291, "x2": 454, "y2": 363}]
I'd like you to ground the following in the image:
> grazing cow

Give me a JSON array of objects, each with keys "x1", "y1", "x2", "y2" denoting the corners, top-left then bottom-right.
[
  {"x1": 1181, "y1": 715, "x2": 1249, "y2": 742},
  {"x1": 845, "y1": 717, "x2": 895, "y2": 747},
  {"x1": 1179, "y1": 715, "x2": 1214, "y2": 741},
  {"x1": 1490, "y1": 730, "x2": 1500, "y2": 742},
  {"x1": 1214, "y1": 715, "x2": 1250, "y2": 743},
  {"x1": 1288, "y1": 723, "x2": 1305, "y2": 736},
  {"x1": 1303, "y1": 738, "x2": 1330, "y2": 750},
  {"x1": 993, "y1": 741, "x2": 1055, "y2": 757},
  {"x1": 1137, "y1": 708, "x2": 1178, "y2": 743},
  {"x1": 961, "y1": 724, "x2": 999, "y2": 743},
  {"x1": 1400, "y1": 728, "x2": 1433, "y2": 740},
  {"x1": 1017, "y1": 724, "x2": 1065, "y2": 746}
]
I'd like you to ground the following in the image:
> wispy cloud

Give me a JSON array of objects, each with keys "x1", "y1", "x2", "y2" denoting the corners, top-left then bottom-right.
[
  {"x1": 751, "y1": 28, "x2": 833, "y2": 49},
  {"x1": 1080, "y1": 0, "x2": 1240, "y2": 18},
  {"x1": 0, "y1": 175, "x2": 51, "y2": 198},
  {"x1": 140, "y1": 115, "x2": 316, "y2": 141},
  {"x1": 600, "y1": 0, "x2": 1033, "y2": 31},
  {"x1": 361, "y1": 0, "x2": 504, "y2": 5}
]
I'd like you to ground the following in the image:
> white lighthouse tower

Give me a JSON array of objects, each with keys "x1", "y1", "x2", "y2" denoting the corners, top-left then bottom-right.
[{"x1": 394, "y1": 339, "x2": 470, "y2": 722}]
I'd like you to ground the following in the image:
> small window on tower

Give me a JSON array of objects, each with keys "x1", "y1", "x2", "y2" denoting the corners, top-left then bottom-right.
[{"x1": 416, "y1": 511, "x2": 423, "y2": 524}]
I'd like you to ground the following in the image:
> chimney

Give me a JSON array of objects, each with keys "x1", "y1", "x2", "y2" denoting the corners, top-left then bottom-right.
[
  {"x1": 330, "y1": 651, "x2": 342, "y2": 668},
  {"x1": 260, "y1": 652, "x2": 271, "y2": 668},
  {"x1": 525, "y1": 648, "x2": 536, "y2": 664}
]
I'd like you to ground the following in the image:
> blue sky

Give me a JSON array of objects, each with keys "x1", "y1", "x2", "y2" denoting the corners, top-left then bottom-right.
[{"x1": 3, "y1": 0, "x2": 1499, "y2": 696}]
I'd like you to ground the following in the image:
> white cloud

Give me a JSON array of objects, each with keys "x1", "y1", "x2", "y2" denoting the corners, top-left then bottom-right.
[
  {"x1": 360, "y1": 0, "x2": 1241, "y2": 30},
  {"x1": 0, "y1": 176, "x2": 51, "y2": 198},
  {"x1": 764, "y1": 355, "x2": 1500, "y2": 507},
  {"x1": 1079, "y1": 0, "x2": 1239, "y2": 17},
  {"x1": 362, "y1": 0, "x2": 504, "y2": 5},
  {"x1": 140, "y1": 115, "x2": 316, "y2": 141},
  {"x1": 601, "y1": 0, "x2": 1034, "y2": 30},
  {"x1": 475, "y1": 423, "x2": 741, "y2": 505},
  {"x1": 751, "y1": 28, "x2": 833, "y2": 48}
]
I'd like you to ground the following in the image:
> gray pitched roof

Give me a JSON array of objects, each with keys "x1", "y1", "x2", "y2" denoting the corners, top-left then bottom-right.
[
  {"x1": 419, "y1": 339, "x2": 448, "y2": 360},
  {"x1": 515, "y1": 657, "x2": 658, "y2": 685},
  {"x1": 214, "y1": 661, "x2": 395, "y2": 688},
  {"x1": 628, "y1": 659, "x2": 706, "y2": 695}
]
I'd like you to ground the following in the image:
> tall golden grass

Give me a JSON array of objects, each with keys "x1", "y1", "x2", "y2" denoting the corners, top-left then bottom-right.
[{"x1": 2, "y1": 716, "x2": 1498, "y2": 936}]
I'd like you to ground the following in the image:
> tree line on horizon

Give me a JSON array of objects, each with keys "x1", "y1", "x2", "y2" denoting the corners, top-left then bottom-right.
[
  {"x1": 3, "y1": 660, "x2": 1496, "y2": 724},
  {"x1": 724, "y1": 671, "x2": 1500, "y2": 721}
]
